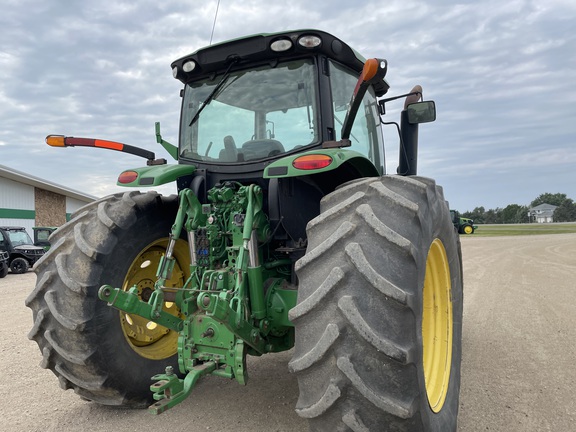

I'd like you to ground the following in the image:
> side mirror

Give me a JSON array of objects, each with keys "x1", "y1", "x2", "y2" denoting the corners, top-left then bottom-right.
[{"x1": 406, "y1": 101, "x2": 436, "y2": 124}]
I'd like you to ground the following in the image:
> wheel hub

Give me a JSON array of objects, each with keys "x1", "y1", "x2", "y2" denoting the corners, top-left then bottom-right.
[
  {"x1": 422, "y1": 238, "x2": 453, "y2": 413},
  {"x1": 120, "y1": 238, "x2": 188, "y2": 360}
]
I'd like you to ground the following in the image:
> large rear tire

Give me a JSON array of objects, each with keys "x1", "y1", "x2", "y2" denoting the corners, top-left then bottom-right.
[
  {"x1": 289, "y1": 176, "x2": 463, "y2": 431},
  {"x1": 26, "y1": 191, "x2": 190, "y2": 406}
]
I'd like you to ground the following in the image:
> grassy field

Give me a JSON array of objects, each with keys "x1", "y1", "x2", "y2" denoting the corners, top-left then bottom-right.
[{"x1": 466, "y1": 223, "x2": 576, "y2": 237}]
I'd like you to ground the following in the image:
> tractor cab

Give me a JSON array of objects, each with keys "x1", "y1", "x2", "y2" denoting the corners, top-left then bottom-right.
[{"x1": 172, "y1": 30, "x2": 388, "y2": 185}]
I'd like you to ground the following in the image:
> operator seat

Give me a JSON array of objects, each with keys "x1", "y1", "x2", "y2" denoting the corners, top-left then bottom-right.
[
  {"x1": 219, "y1": 135, "x2": 239, "y2": 162},
  {"x1": 241, "y1": 139, "x2": 285, "y2": 160}
]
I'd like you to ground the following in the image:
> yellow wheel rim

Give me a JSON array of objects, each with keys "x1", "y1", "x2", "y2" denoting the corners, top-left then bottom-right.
[
  {"x1": 120, "y1": 238, "x2": 189, "y2": 360},
  {"x1": 463, "y1": 225, "x2": 473, "y2": 234},
  {"x1": 422, "y1": 239, "x2": 453, "y2": 413}
]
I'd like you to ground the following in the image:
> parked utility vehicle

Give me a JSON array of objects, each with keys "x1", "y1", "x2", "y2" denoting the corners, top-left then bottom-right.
[
  {"x1": 0, "y1": 226, "x2": 44, "y2": 273},
  {"x1": 27, "y1": 30, "x2": 463, "y2": 431},
  {"x1": 0, "y1": 249, "x2": 8, "y2": 278}
]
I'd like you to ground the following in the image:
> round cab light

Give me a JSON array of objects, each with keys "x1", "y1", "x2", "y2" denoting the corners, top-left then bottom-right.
[
  {"x1": 118, "y1": 171, "x2": 139, "y2": 184},
  {"x1": 182, "y1": 60, "x2": 196, "y2": 73},
  {"x1": 172, "y1": 66, "x2": 178, "y2": 78},
  {"x1": 271, "y1": 38, "x2": 293, "y2": 52},
  {"x1": 293, "y1": 154, "x2": 332, "y2": 170},
  {"x1": 298, "y1": 35, "x2": 322, "y2": 48}
]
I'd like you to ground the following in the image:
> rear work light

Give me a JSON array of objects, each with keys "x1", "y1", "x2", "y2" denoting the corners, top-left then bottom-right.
[
  {"x1": 270, "y1": 38, "x2": 293, "y2": 52},
  {"x1": 293, "y1": 154, "x2": 333, "y2": 170},
  {"x1": 118, "y1": 171, "x2": 139, "y2": 184},
  {"x1": 182, "y1": 60, "x2": 196, "y2": 72},
  {"x1": 298, "y1": 35, "x2": 321, "y2": 48}
]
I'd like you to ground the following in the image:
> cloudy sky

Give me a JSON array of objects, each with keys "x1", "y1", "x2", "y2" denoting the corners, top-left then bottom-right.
[{"x1": 1, "y1": 0, "x2": 575, "y2": 211}]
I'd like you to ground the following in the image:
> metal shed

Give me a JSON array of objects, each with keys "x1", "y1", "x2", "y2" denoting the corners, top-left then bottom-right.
[{"x1": 0, "y1": 164, "x2": 96, "y2": 235}]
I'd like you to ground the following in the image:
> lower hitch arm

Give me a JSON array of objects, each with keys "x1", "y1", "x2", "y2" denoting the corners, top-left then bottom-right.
[{"x1": 98, "y1": 285, "x2": 183, "y2": 332}]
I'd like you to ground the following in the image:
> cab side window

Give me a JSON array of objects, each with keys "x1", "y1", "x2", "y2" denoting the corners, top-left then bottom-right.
[{"x1": 329, "y1": 60, "x2": 384, "y2": 170}]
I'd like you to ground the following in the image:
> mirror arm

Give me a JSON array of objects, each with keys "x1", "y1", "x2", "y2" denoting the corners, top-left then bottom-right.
[{"x1": 378, "y1": 89, "x2": 423, "y2": 115}]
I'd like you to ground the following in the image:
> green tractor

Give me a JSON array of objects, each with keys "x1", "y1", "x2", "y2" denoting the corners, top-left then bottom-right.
[
  {"x1": 450, "y1": 209, "x2": 477, "y2": 234},
  {"x1": 26, "y1": 30, "x2": 463, "y2": 431},
  {"x1": 32, "y1": 226, "x2": 58, "y2": 251}
]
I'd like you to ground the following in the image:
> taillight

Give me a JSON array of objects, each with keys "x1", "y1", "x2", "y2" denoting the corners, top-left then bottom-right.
[
  {"x1": 292, "y1": 154, "x2": 333, "y2": 170},
  {"x1": 118, "y1": 171, "x2": 138, "y2": 184}
]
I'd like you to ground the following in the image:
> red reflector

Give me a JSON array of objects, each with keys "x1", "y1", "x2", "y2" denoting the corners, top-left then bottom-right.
[
  {"x1": 118, "y1": 171, "x2": 138, "y2": 184},
  {"x1": 293, "y1": 154, "x2": 333, "y2": 170},
  {"x1": 95, "y1": 139, "x2": 123, "y2": 151}
]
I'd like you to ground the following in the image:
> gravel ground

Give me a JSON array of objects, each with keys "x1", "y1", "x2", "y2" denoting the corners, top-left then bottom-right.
[{"x1": 2, "y1": 233, "x2": 575, "y2": 431}]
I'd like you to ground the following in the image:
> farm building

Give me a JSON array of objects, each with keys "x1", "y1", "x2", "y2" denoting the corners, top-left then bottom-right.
[
  {"x1": 528, "y1": 203, "x2": 558, "y2": 223},
  {"x1": 0, "y1": 164, "x2": 96, "y2": 235}
]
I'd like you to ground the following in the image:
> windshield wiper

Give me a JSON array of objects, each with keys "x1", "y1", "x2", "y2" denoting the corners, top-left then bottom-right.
[{"x1": 189, "y1": 59, "x2": 238, "y2": 126}]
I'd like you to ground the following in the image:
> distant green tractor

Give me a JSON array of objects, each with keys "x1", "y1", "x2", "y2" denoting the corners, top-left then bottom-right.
[
  {"x1": 27, "y1": 30, "x2": 463, "y2": 431},
  {"x1": 450, "y1": 210, "x2": 477, "y2": 234},
  {"x1": 33, "y1": 226, "x2": 58, "y2": 251}
]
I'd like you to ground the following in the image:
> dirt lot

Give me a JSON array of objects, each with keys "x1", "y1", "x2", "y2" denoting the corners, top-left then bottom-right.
[{"x1": 2, "y1": 233, "x2": 575, "y2": 431}]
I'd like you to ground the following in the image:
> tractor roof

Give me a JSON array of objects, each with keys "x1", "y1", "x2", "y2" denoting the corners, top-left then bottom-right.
[{"x1": 171, "y1": 29, "x2": 368, "y2": 84}]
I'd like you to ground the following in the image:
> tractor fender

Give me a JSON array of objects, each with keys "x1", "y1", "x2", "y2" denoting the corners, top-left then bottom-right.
[{"x1": 264, "y1": 149, "x2": 380, "y2": 180}]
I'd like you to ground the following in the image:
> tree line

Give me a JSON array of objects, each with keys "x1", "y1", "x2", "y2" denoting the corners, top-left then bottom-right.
[{"x1": 460, "y1": 193, "x2": 576, "y2": 224}]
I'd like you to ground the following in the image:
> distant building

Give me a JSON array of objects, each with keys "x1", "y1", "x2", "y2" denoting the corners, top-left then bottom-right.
[
  {"x1": 0, "y1": 164, "x2": 96, "y2": 235},
  {"x1": 528, "y1": 203, "x2": 557, "y2": 223}
]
